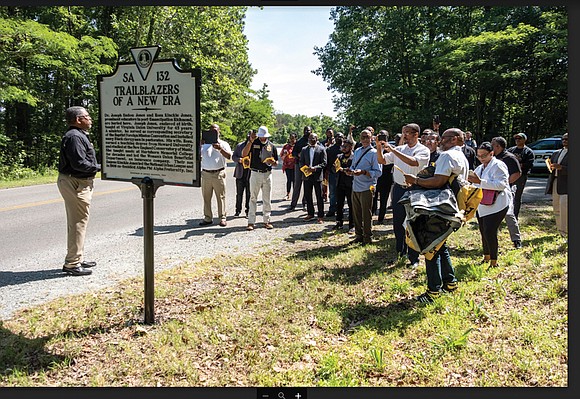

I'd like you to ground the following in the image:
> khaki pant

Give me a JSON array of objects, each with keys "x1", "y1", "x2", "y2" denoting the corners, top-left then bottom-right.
[
  {"x1": 352, "y1": 189, "x2": 374, "y2": 243},
  {"x1": 57, "y1": 173, "x2": 94, "y2": 266},
  {"x1": 248, "y1": 170, "x2": 272, "y2": 224},
  {"x1": 201, "y1": 169, "x2": 227, "y2": 222},
  {"x1": 553, "y1": 179, "x2": 568, "y2": 236}
]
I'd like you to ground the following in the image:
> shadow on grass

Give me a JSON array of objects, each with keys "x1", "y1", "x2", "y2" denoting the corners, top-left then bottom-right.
[
  {"x1": 0, "y1": 318, "x2": 136, "y2": 379},
  {"x1": 290, "y1": 234, "x2": 414, "y2": 285},
  {"x1": 0, "y1": 323, "x2": 66, "y2": 378},
  {"x1": 0, "y1": 323, "x2": 68, "y2": 378},
  {"x1": 332, "y1": 298, "x2": 424, "y2": 336}
]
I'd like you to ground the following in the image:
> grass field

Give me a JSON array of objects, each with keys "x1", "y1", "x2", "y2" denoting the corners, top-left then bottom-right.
[{"x1": 0, "y1": 201, "x2": 567, "y2": 387}]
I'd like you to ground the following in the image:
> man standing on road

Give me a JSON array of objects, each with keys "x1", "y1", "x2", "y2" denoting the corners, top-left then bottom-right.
[
  {"x1": 299, "y1": 132, "x2": 327, "y2": 223},
  {"x1": 325, "y1": 132, "x2": 344, "y2": 218},
  {"x1": 507, "y1": 133, "x2": 535, "y2": 218},
  {"x1": 288, "y1": 126, "x2": 312, "y2": 212},
  {"x1": 492, "y1": 136, "x2": 523, "y2": 248},
  {"x1": 199, "y1": 123, "x2": 232, "y2": 227},
  {"x1": 232, "y1": 130, "x2": 252, "y2": 217},
  {"x1": 243, "y1": 126, "x2": 279, "y2": 230},
  {"x1": 57, "y1": 106, "x2": 101, "y2": 276}
]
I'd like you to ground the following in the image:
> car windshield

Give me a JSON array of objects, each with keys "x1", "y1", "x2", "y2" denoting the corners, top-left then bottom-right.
[{"x1": 528, "y1": 139, "x2": 562, "y2": 150}]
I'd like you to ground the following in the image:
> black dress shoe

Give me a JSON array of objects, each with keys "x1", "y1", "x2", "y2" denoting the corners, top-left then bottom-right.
[
  {"x1": 234, "y1": 211, "x2": 241, "y2": 217},
  {"x1": 80, "y1": 261, "x2": 97, "y2": 268},
  {"x1": 62, "y1": 265, "x2": 92, "y2": 276},
  {"x1": 325, "y1": 212, "x2": 335, "y2": 218},
  {"x1": 199, "y1": 220, "x2": 213, "y2": 226},
  {"x1": 513, "y1": 240, "x2": 522, "y2": 249}
]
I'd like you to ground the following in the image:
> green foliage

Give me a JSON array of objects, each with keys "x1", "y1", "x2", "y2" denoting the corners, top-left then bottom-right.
[{"x1": 315, "y1": 6, "x2": 567, "y2": 141}]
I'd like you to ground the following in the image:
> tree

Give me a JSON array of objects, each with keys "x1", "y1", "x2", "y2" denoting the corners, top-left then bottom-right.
[{"x1": 314, "y1": 6, "x2": 567, "y2": 141}]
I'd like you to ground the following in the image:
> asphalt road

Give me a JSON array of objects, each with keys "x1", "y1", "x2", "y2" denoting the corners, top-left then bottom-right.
[
  {"x1": 0, "y1": 170, "x2": 551, "y2": 319},
  {"x1": 0, "y1": 170, "x2": 551, "y2": 277}
]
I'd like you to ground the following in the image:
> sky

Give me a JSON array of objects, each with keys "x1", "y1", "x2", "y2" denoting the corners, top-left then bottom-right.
[{"x1": 244, "y1": 6, "x2": 338, "y2": 119}]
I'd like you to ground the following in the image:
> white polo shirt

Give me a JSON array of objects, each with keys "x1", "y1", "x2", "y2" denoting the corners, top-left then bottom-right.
[
  {"x1": 200, "y1": 139, "x2": 231, "y2": 171},
  {"x1": 383, "y1": 142, "x2": 430, "y2": 186}
]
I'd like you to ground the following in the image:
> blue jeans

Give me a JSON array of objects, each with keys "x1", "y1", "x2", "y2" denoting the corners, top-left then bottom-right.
[{"x1": 425, "y1": 243, "x2": 456, "y2": 292}]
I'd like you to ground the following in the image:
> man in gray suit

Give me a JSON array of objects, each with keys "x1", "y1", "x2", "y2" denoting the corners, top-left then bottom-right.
[{"x1": 299, "y1": 133, "x2": 327, "y2": 223}]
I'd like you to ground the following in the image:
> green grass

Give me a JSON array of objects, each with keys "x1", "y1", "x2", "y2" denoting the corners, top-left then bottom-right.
[
  {"x1": 0, "y1": 170, "x2": 103, "y2": 189},
  {"x1": 0, "y1": 201, "x2": 567, "y2": 387},
  {"x1": 0, "y1": 168, "x2": 60, "y2": 189}
]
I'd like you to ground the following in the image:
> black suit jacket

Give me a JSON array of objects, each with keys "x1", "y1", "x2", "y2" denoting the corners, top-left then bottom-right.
[
  {"x1": 299, "y1": 144, "x2": 327, "y2": 182},
  {"x1": 545, "y1": 149, "x2": 568, "y2": 195}
]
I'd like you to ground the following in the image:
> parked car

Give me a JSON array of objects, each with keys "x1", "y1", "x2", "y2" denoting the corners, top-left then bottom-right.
[{"x1": 528, "y1": 136, "x2": 563, "y2": 173}]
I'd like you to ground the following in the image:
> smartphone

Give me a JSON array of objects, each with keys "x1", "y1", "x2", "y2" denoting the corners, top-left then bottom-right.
[{"x1": 202, "y1": 130, "x2": 218, "y2": 144}]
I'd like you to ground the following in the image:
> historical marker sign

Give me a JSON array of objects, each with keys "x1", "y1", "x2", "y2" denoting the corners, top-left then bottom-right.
[{"x1": 98, "y1": 46, "x2": 201, "y2": 187}]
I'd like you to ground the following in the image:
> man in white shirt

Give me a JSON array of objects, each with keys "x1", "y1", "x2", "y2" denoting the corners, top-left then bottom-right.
[
  {"x1": 199, "y1": 123, "x2": 232, "y2": 227},
  {"x1": 376, "y1": 123, "x2": 430, "y2": 268},
  {"x1": 403, "y1": 128, "x2": 469, "y2": 303}
]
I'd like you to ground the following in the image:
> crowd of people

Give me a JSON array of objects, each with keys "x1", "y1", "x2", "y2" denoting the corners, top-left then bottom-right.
[
  {"x1": 57, "y1": 106, "x2": 567, "y2": 304},
  {"x1": 192, "y1": 119, "x2": 568, "y2": 303}
]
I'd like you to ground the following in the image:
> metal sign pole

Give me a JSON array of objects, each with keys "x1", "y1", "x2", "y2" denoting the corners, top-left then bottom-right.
[{"x1": 132, "y1": 177, "x2": 164, "y2": 324}]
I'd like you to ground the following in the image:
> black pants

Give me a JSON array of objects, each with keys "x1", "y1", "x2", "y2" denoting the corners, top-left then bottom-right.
[
  {"x1": 477, "y1": 207, "x2": 509, "y2": 261},
  {"x1": 235, "y1": 177, "x2": 250, "y2": 214},
  {"x1": 290, "y1": 166, "x2": 305, "y2": 208},
  {"x1": 284, "y1": 168, "x2": 294, "y2": 195},
  {"x1": 336, "y1": 184, "x2": 353, "y2": 228},
  {"x1": 372, "y1": 171, "x2": 393, "y2": 222},
  {"x1": 512, "y1": 174, "x2": 527, "y2": 218},
  {"x1": 303, "y1": 179, "x2": 324, "y2": 218}
]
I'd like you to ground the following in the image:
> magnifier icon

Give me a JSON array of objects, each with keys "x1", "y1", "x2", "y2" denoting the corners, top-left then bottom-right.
[{"x1": 278, "y1": 393, "x2": 286, "y2": 399}]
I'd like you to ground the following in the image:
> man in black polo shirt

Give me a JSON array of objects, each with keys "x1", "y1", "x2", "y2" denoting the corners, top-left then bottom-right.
[
  {"x1": 492, "y1": 136, "x2": 523, "y2": 248},
  {"x1": 57, "y1": 106, "x2": 101, "y2": 276},
  {"x1": 242, "y1": 126, "x2": 279, "y2": 230}
]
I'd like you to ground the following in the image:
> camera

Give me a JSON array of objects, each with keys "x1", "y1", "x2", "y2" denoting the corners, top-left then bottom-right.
[
  {"x1": 377, "y1": 134, "x2": 387, "y2": 142},
  {"x1": 433, "y1": 115, "x2": 440, "y2": 124}
]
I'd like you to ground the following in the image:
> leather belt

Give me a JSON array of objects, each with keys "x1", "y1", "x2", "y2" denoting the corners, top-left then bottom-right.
[
  {"x1": 251, "y1": 168, "x2": 270, "y2": 173},
  {"x1": 61, "y1": 173, "x2": 93, "y2": 180},
  {"x1": 202, "y1": 167, "x2": 225, "y2": 173}
]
